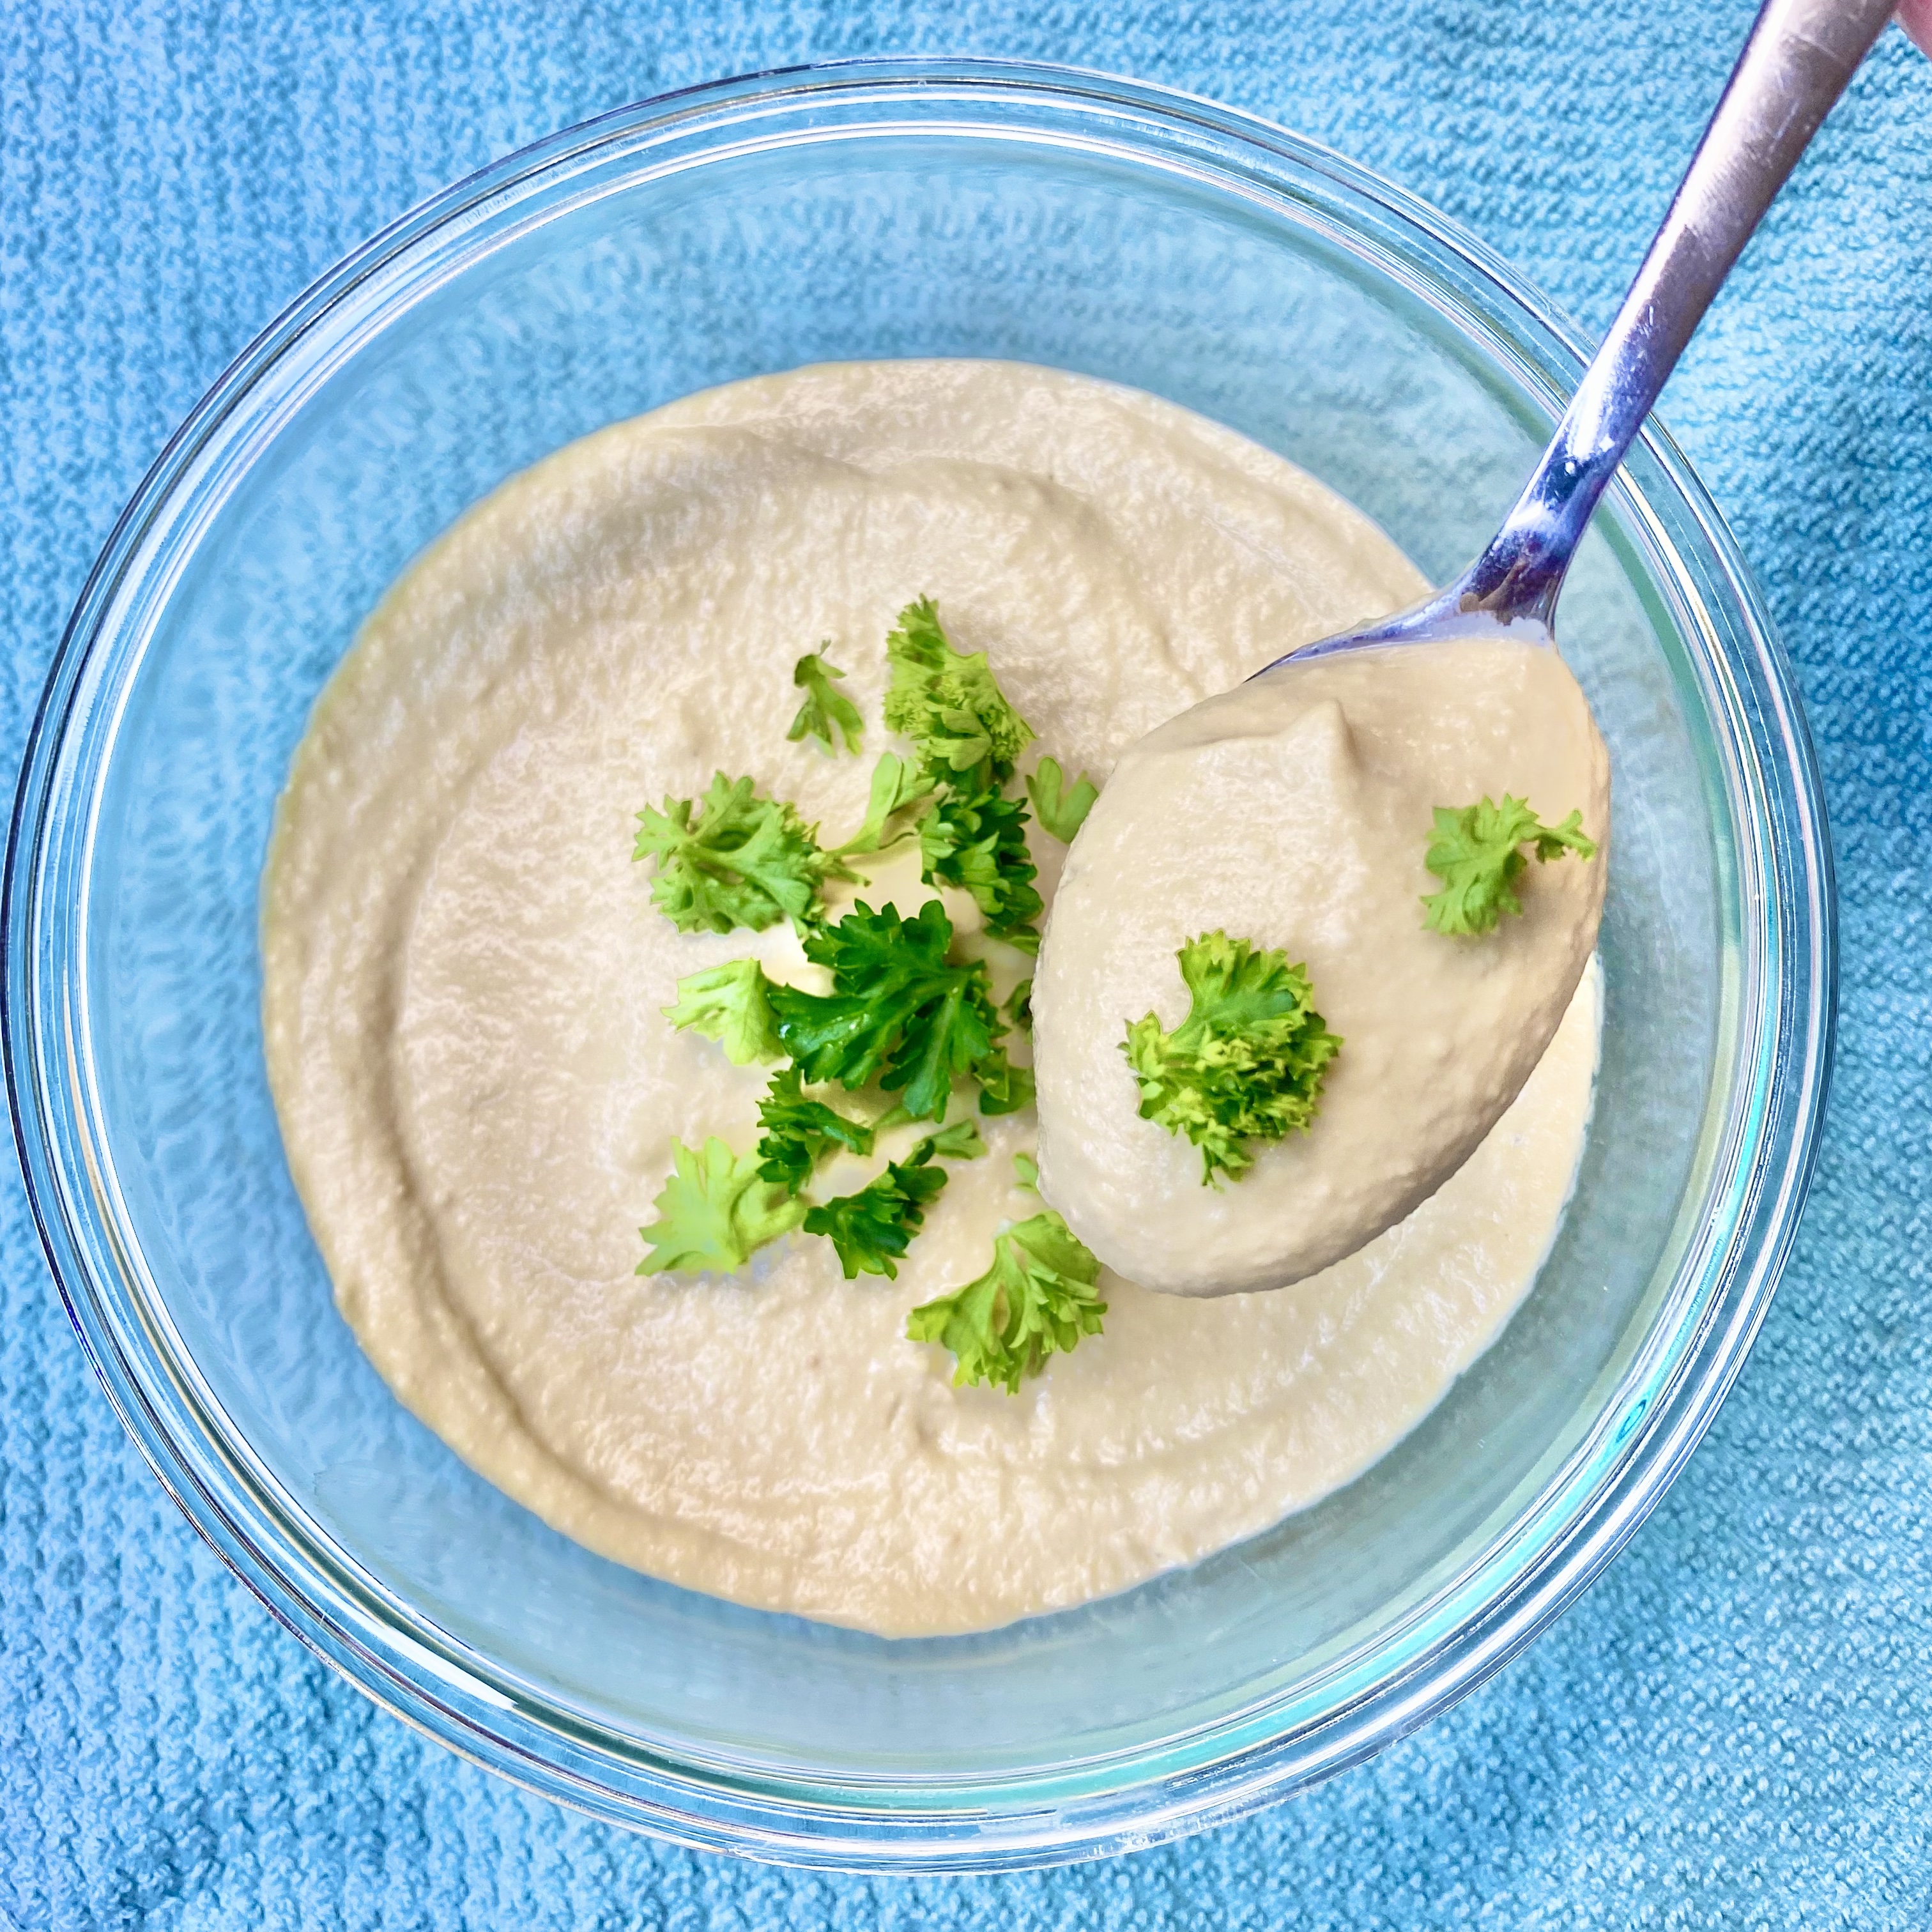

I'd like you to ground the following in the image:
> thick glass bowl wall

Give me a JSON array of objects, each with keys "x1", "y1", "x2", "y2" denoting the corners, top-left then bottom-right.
[{"x1": 5, "y1": 62, "x2": 1831, "y2": 1867}]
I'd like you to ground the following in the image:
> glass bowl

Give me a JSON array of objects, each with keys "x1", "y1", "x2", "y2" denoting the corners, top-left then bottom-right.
[{"x1": 3, "y1": 59, "x2": 1833, "y2": 1869}]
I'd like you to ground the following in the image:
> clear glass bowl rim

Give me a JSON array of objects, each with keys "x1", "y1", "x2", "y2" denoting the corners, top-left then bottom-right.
[{"x1": 2, "y1": 56, "x2": 1836, "y2": 1871}]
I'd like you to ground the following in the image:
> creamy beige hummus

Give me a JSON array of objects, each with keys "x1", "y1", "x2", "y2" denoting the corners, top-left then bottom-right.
[
  {"x1": 263, "y1": 359, "x2": 1602, "y2": 1637},
  {"x1": 1034, "y1": 640, "x2": 1609, "y2": 1296}
]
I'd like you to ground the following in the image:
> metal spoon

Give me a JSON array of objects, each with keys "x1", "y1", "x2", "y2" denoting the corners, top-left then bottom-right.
[{"x1": 1266, "y1": 0, "x2": 1895, "y2": 670}]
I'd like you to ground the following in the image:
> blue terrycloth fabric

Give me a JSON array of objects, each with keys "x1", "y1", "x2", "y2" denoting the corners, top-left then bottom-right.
[{"x1": 2, "y1": 1, "x2": 1929, "y2": 1922}]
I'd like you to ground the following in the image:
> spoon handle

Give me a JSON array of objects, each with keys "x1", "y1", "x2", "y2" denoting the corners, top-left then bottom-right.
[{"x1": 1461, "y1": 0, "x2": 1895, "y2": 623}]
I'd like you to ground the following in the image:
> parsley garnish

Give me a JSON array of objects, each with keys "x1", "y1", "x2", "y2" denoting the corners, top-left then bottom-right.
[
  {"x1": 970, "y1": 1045, "x2": 1036, "y2": 1117},
  {"x1": 917, "y1": 774, "x2": 1043, "y2": 949},
  {"x1": 768, "y1": 900, "x2": 1000, "y2": 1123},
  {"x1": 802, "y1": 1138, "x2": 950, "y2": 1280},
  {"x1": 921, "y1": 1119, "x2": 988, "y2": 1162},
  {"x1": 1004, "y1": 978, "x2": 1033, "y2": 1034},
  {"x1": 634, "y1": 600, "x2": 1101, "y2": 1337},
  {"x1": 1123, "y1": 931, "x2": 1341, "y2": 1188},
  {"x1": 1421, "y1": 795, "x2": 1598, "y2": 936},
  {"x1": 634, "y1": 772, "x2": 852, "y2": 935},
  {"x1": 906, "y1": 1210, "x2": 1107, "y2": 1393},
  {"x1": 787, "y1": 650, "x2": 863, "y2": 755},
  {"x1": 883, "y1": 596, "x2": 1034, "y2": 776},
  {"x1": 876, "y1": 598, "x2": 1045, "y2": 946},
  {"x1": 755, "y1": 1068, "x2": 876, "y2": 1197},
  {"x1": 1025, "y1": 756, "x2": 1100, "y2": 843},
  {"x1": 638, "y1": 1137, "x2": 806, "y2": 1274},
  {"x1": 833, "y1": 751, "x2": 935, "y2": 857},
  {"x1": 662, "y1": 958, "x2": 783, "y2": 1066}
]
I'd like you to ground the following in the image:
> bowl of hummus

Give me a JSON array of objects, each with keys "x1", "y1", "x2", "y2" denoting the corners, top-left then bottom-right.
[{"x1": 4, "y1": 60, "x2": 1832, "y2": 1866}]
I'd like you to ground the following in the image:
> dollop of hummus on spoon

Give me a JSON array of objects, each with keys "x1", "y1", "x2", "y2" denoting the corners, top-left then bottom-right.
[{"x1": 1032, "y1": 635, "x2": 1608, "y2": 1296}]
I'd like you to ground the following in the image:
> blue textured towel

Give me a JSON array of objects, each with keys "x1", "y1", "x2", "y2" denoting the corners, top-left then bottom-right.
[{"x1": 3, "y1": 2, "x2": 1929, "y2": 1924}]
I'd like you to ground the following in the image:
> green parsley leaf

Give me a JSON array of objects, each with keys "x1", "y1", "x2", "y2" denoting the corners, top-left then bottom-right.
[
  {"x1": 917, "y1": 776, "x2": 1043, "y2": 949},
  {"x1": 1123, "y1": 931, "x2": 1341, "y2": 1188},
  {"x1": 768, "y1": 900, "x2": 1001, "y2": 1124},
  {"x1": 871, "y1": 598, "x2": 1045, "y2": 945},
  {"x1": 1004, "y1": 977, "x2": 1033, "y2": 1033},
  {"x1": 754, "y1": 1068, "x2": 876, "y2": 1197},
  {"x1": 906, "y1": 1210, "x2": 1107, "y2": 1393},
  {"x1": 1529, "y1": 813, "x2": 1599, "y2": 864},
  {"x1": 1421, "y1": 795, "x2": 1600, "y2": 936},
  {"x1": 1011, "y1": 1151, "x2": 1041, "y2": 1192},
  {"x1": 634, "y1": 772, "x2": 853, "y2": 935},
  {"x1": 787, "y1": 650, "x2": 864, "y2": 756},
  {"x1": 919, "y1": 1119, "x2": 987, "y2": 1162},
  {"x1": 971, "y1": 1046, "x2": 1036, "y2": 1117},
  {"x1": 1024, "y1": 756, "x2": 1100, "y2": 842},
  {"x1": 662, "y1": 958, "x2": 783, "y2": 1066},
  {"x1": 882, "y1": 597, "x2": 1034, "y2": 779},
  {"x1": 833, "y1": 750, "x2": 935, "y2": 857},
  {"x1": 802, "y1": 1140, "x2": 949, "y2": 1280},
  {"x1": 638, "y1": 1137, "x2": 805, "y2": 1274}
]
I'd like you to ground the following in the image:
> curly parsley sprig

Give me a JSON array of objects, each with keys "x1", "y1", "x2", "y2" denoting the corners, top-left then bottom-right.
[
  {"x1": 634, "y1": 772, "x2": 853, "y2": 935},
  {"x1": 1124, "y1": 931, "x2": 1340, "y2": 1188},
  {"x1": 638, "y1": 1138, "x2": 806, "y2": 1275},
  {"x1": 636, "y1": 599, "x2": 1113, "y2": 1391},
  {"x1": 787, "y1": 650, "x2": 864, "y2": 756},
  {"x1": 768, "y1": 899, "x2": 1002, "y2": 1124},
  {"x1": 882, "y1": 598, "x2": 1053, "y2": 949},
  {"x1": 754, "y1": 1068, "x2": 877, "y2": 1197},
  {"x1": 1421, "y1": 795, "x2": 1598, "y2": 936},
  {"x1": 917, "y1": 776, "x2": 1043, "y2": 949},
  {"x1": 803, "y1": 1142, "x2": 949, "y2": 1280},
  {"x1": 1025, "y1": 756, "x2": 1100, "y2": 843},
  {"x1": 801, "y1": 1122, "x2": 985, "y2": 1280},
  {"x1": 833, "y1": 751, "x2": 935, "y2": 857},
  {"x1": 662, "y1": 958, "x2": 783, "y2": 1066},
  {"x1": 883, "y1": 596, "x2": 1034, "y2": 776},
  {"x1": 907, "y1": 1186, "x2": 1107, "y2": 1393}
]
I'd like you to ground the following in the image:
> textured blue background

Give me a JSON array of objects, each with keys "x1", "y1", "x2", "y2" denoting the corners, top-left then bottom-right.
[{"x1": 3, "y1": 3, "x2": 1929, "y2": 1924}]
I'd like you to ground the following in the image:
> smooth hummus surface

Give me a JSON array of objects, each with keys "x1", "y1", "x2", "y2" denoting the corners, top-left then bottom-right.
[
  {"x1": 1034, "y1": 640, "x2": 1609, "y2": 1296},
  {"x1": 263, "y1": 359, "x2": 1602, "y2": 1637}
]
